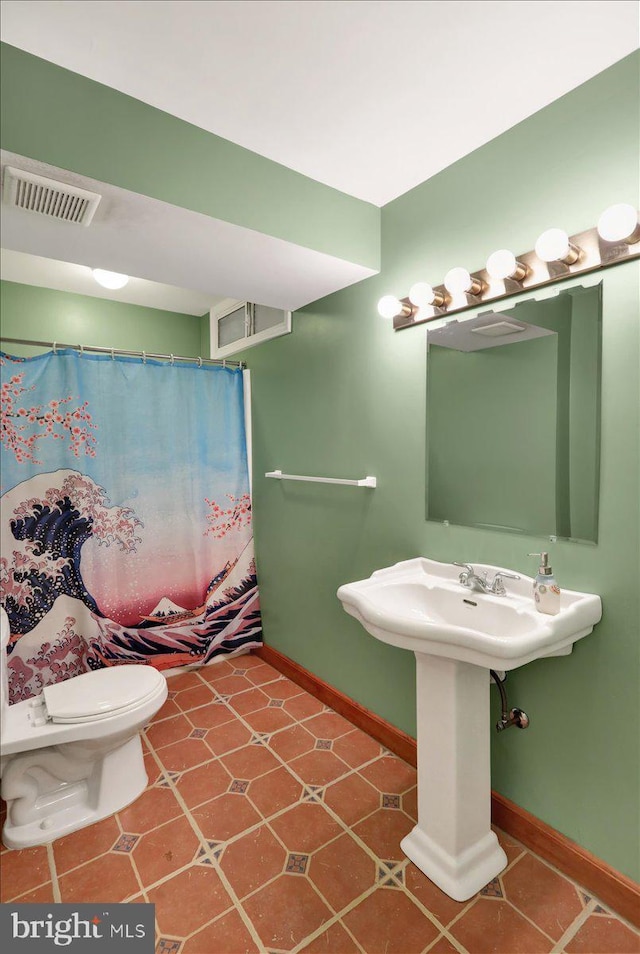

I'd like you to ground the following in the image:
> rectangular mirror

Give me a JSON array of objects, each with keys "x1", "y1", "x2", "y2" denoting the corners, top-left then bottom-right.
[{"x1": 426, "y1": 283, "x2": 602, "y2": 543}]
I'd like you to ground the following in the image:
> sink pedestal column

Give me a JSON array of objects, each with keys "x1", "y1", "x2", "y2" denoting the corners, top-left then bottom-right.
[{"x1": 400, "y1": 653, "x2": 507, "y2": 901}]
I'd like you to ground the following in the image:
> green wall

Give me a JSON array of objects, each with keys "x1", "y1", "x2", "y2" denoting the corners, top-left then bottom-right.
[
  {"x1": 0, "y1": 282, "x2": 203, "y2": 357},
  {"x1": 241, "y1": 53, "x2": 640, "y2": 879},
  {"x1": 0, "y1": 43, "x2": 379, "y2": 270}
]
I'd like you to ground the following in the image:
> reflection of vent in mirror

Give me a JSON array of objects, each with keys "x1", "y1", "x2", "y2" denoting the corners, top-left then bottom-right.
[
  {"x1": 428, "y1": 311, "x2": 555, "y2": 352},
  {"x1": 471, "y1": 320, "x2": 526, "y2": 337},
  {"x1": 3, "y1": 166, "x2": 101, "y2": 226}
]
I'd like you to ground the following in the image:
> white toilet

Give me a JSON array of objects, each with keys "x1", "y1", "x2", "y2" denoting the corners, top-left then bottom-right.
[{"x1": 0, "y1": 607, "x2": 167, "y2": 849}]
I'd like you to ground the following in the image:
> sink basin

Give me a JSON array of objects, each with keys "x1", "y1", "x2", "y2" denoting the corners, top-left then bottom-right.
[
  {"x1": 337, "y1": 557, "x2": 602, "y2": 670},
  {"x1": 337, "y1": 557, "x2": 601, "y2": 902}
]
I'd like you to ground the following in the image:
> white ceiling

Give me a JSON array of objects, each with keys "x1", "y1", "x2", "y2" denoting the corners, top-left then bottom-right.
[
  {"x1": 1, "y1": 0, "x2": 638, "y2": 315},
  {"x1": 2, "y1": 0, "x2": 637, "y2": 206}
]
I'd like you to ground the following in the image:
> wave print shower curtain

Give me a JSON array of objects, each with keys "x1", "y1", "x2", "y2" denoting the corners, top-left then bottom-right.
[{"x1": 0, "y1": 349, "x2": 262, "y2": 703}]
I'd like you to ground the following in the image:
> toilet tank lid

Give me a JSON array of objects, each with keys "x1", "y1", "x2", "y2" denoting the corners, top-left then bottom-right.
[{"x1": 43, "y1": 665, "x2": 166, "y2": 721}]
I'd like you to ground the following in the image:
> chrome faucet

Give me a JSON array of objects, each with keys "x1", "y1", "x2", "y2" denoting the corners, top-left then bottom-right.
[{"x1": 453, "y1": 562, "x2": 520, "y2": 596}]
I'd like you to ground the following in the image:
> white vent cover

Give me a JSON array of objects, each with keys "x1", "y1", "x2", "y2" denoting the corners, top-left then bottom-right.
[
  {"x1": 3, "y1": 166, "x2": 101, "y2": 226},
  {"x1": 471, "y1": 319, "x2": 527, "y2": 337},
  {"x1": 428, "y1": 312, "x2": 556, "y2": 352}
]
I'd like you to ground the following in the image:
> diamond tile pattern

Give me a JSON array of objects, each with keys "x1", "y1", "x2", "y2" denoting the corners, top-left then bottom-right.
[
  {"x1": 111, "y1": 833, "x2": 139, "y2": 853},
  {"x1": 228, "y1": 778, "x2": 250, "y2": 794},
  {"x1": 1, "y1": 651, "x2": 637, "y2": 954},
  {"x1": 286, "y1": 851, "x2": 310, "y2": 874},
  {"x1": 382, "y1": 793, "x2": 401, "y2": 809},
  {"x1": 156, "y1": 940, "x2": 181, "y2": 954},
  {"x1": 302, "y1": 785, "x2": 324, "y2": 803},
  {"x1": 157, "y1": 771, "x2": 181, "y2": 788},
  {"x1": 377, "y1": 859, "x2": 405, "y2": 887},
  {"x1": 480, "y1": 876, "x2": 504, "y2": 898},
  {"x1": 195, "y1": 840, "x2": 224, "y2": 865},
  {"x1": 250, "y1": 731, "x2": 271, "y2": 745}
]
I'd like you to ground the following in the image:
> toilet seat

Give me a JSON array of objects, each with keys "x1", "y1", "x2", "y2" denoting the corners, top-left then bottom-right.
[{"x1": 43, "y1": 665, "x2": 166, "y2": 724}]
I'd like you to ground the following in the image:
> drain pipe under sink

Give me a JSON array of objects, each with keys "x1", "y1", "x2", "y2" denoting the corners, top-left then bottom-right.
[{"x1": 490, "y1": 670, "x2": 530, "y2": 731}]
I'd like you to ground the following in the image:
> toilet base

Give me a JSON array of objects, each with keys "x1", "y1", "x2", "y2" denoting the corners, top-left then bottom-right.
[{"x1": 2, "y1": 735, "x2": 149, "y2": 850}]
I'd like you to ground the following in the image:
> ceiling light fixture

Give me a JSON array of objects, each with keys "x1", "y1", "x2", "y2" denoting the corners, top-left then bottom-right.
[
  {"x1": 92, "y1": 268, "x2": 129, "y2": 290},
  {"x1": 485, "y1": 249, "x2": 527, "y2": 282},
  {"x1": 597, "y1": 203, "x2": 640, "y2": 245}
]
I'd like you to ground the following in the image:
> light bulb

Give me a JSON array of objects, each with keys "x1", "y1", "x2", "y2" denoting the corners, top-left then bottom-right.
[
  {"x1": 92, "y1": 268, "x2": 129, "y2": 289},
  {"x1": 444, "y1": 267, "x2": 484, "y2": 297},
  {"x1": 534, "y1": 228, "x2": 580, "y2": 265},
  {"x1": 377, "y1": 295, "x2": 404, "y2": 319},
  {"x1": 486, "y1": 249, "x2": 527, "y2": 282},
  {"x1": 408, "y1": 282, "x2": 446, "y2": 309},
  {"x1": 597, "y1": 203, "x2": 640, "y2": 244}
]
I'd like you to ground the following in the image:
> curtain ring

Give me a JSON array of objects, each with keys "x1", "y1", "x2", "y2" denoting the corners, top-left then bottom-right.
[
  {"x1": 52, "y1": 342, "x2": 58, "y2": 354},
  {"x1": 170, "y1": 354, "x2": 175, "y2": 366},
  {"x1": 111, "y1": 348, "x2": 115, "y2": 360},
  {"x1": 223, "y1": 359, "x2": 227, "y2": 369},
  {"x1": 197, "y1": 356, "x2": 203, "y2": 368},
  {"x1": 79, "y1": 344, "x2": 84, "y2": 356},
  {"x1": 142, "y1": 351, "x2": 147, "y2": 364}
]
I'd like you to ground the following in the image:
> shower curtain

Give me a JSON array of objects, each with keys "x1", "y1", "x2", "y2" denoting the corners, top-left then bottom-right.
[{"x1": 0, "y1": 349, "x2": 262, "y2": 704}]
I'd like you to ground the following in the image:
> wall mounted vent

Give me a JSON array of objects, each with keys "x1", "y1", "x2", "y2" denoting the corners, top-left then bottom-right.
[
  {"x1": 2, "y1": 166, "x2": 101, "y2": 226},
  {"x1": 210, "y1": 299, "x2": 292, "y2": 359}
]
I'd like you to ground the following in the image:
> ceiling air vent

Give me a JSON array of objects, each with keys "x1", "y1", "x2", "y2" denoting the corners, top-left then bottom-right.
[{"x1": 3, "y1": 166, "x2": 101, "y2": 226}]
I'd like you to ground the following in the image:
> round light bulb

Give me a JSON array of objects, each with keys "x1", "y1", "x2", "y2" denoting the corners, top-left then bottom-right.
[
  {"x1": 534, "y1": 228, "x2": 578, "y2": 264},
  {"x1": 486, "y1": 249, "x2": 526, "y2": 281},
  {"x1": 597, "y1": 203, "x2": 640, "y2": 244},
  {"x1": 92, "y1": 268, "x2": 129, "y2": 290},
  {"x1": 444, "y1": 267, "x2": 472, "y2": 295},
  {"x1": 444, "y1": 267, "x2": 474, "y2": 296},
  {"x1": 377, "y1": 295, "x2": 403, "y2": 319},
  {"x1": 409, "y1": 282, "x2": 437, "y2": 307}
]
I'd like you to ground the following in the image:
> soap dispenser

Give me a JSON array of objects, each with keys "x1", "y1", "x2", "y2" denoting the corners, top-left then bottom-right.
[{"x1": 528, "y1": 552, "x2": 561, "y2": 616}]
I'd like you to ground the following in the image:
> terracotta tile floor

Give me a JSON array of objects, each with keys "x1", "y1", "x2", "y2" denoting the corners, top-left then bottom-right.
[{"x1": 2, "y1": 653, "x2": 639, "y2": 954}]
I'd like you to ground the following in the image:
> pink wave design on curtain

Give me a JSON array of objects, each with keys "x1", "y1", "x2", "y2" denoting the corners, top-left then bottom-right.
[{"x1": 2, "y1": 471, "x2": 261, "y2": 703}]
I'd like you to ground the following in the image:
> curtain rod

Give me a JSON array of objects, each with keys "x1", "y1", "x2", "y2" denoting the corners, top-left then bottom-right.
[{"x1": 0, "y1": 337, "x2": 244, "y2": 369}]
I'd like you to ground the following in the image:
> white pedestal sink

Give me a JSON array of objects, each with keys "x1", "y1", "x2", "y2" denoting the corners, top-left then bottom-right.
[{"x1": 337, "y1": 558, "x2": 602, "y2": 901}]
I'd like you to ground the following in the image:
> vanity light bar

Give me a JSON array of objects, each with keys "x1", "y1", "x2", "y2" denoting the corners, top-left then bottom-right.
[{"x1": 380, "y1": 205, "x2": 640, "y2": 331}]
